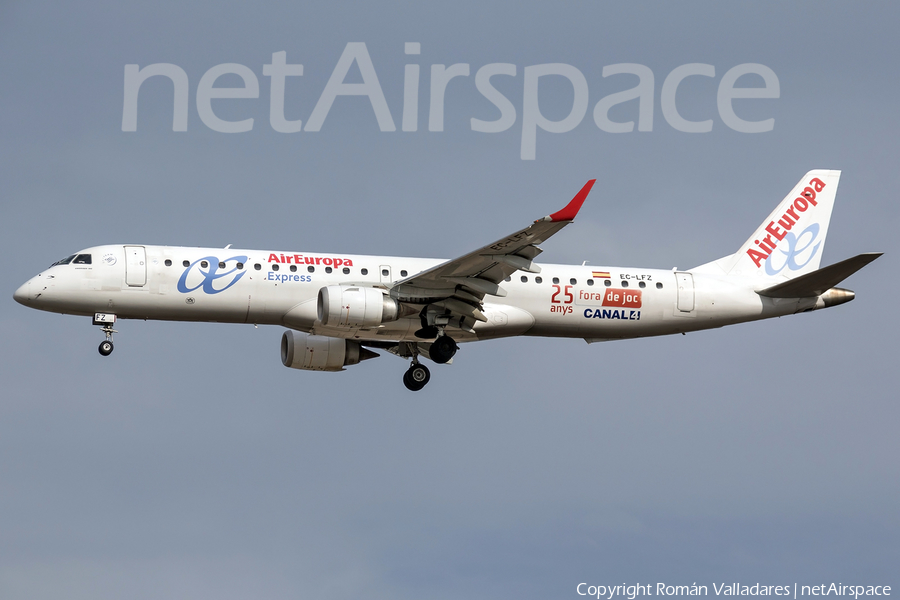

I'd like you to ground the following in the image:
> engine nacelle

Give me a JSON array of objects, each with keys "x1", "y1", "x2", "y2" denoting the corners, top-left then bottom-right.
[
  {"x1": 281, "y1": 330, "x2": 376, "y2": 371},
  {"x1": 317, "y1": 285, "x2": 400, "y2": 328}
]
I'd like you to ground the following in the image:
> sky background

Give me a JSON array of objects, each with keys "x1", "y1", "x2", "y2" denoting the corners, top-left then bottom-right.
[{"x1": 1, "y1": 1, "x2": 898, "y2": 599}]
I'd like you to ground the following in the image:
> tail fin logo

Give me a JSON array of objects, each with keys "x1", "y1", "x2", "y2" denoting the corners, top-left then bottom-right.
[
  {"x1": 746, "y1": 177, "x2": 826, "y2": 269},
  {"x1": 764, "y1": 223, "x2": 821, "y2": 276}
]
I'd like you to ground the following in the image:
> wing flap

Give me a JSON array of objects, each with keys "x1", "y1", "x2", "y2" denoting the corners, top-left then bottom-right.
[
  {"x1": 447, "y1": 276, "x2": 508, "y2": 297},
  {"x1": 484, "y1": 253, "x2": 541, "y2": 273},
  {"x1": 432, "y1": 298, "x2": 488, "y2": 322}
]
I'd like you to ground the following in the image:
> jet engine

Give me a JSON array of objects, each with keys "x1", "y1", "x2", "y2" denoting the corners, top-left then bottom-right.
[
  {"x1": 317, "y1": 285, "x2": 401, "y2": 328},
  {"x1": 281, "y1": 330, "x2": 378, "y2": 371}
]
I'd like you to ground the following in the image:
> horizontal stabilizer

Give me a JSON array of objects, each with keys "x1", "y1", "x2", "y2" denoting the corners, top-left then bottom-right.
[{"x1": 757, "y1": 252, "x2": 882, "y2": 298}]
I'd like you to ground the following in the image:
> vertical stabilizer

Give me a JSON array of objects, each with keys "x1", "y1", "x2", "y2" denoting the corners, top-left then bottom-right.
[{"x1": 703, "y1": 170, "x2": 841, "y2": 279}]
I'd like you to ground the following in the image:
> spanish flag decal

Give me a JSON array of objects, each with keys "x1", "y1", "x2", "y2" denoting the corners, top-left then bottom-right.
[{"x1": 592, "y1": 271, "x2": 610, "y2": 278}]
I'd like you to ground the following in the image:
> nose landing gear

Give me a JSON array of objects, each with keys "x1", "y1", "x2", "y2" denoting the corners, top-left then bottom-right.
[
  {"x1": 99, "y1": 339, "x2": 114, "y2": 356},
  {"x1": 93, "y1": 313, "x2": 117, "y2": 357}
]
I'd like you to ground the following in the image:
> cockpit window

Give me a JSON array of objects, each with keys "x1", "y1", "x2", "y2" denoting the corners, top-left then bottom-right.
[
  {"x1": 50, "y1": 255, "x2": 76, "y2": 267},
  {"x1": 73, "y1": 254, "x2": 92, "y2": 265}
]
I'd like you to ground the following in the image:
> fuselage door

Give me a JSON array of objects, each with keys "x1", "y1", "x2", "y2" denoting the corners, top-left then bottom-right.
[
  {"x1": 124, "y1": 246, "x2": 147, "y2": 287},
  {"x1": 379, "y1": 265, "x2": 392, "y2": 284},
  {"x1": 675, "y1": 272, "x2": 694, "y2": 312}
]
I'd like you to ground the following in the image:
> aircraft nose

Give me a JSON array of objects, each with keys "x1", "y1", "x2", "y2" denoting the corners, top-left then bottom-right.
[{"x1": 13, "y1": 280, "x2": 31, "y2": 306}]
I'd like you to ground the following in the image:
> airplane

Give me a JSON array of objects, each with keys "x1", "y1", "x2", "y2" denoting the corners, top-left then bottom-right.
[{"x1": 13, "y1": 170, "x2": 881, "y2": 391}]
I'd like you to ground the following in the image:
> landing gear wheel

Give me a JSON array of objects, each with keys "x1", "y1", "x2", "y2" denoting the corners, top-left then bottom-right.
[
  {"x1": 403, "y1": 363, "x2": 431, "y2": 391},
  {"x1": 430, "y1": 335, "x2": 458, "y2": 364},
  {"x1": 96, "y1": 318, "x2": 117, "y2": 357}
]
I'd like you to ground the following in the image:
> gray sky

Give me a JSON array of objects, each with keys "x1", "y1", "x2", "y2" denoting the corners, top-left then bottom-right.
[{"x1": 1, "y1": 1, "x2": 898, "y2": 599}]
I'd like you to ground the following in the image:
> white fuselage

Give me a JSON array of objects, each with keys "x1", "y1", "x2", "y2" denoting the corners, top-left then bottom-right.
[{"x1": 14, "y1": 244, "x2": 816, "y2": 344}]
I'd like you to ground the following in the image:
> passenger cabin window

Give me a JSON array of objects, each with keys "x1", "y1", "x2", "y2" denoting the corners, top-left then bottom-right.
[
  {"x1": 535, "y1": 276, "x2": 543, "y2": 284},
  {"x1": 639, "y1": 281, "x2": 646, "y2": 288},
  {"x1": 51, "y1": 255, "x2": 76, "y2": 267},
  {"x1": 656, "y1": 282, "x2": 663, "y2": 289},
  {"x1": 237, "y1": 262, "x2": 244, "y2": 269},
  {"x1": 325, "y1": 266, "x2": 332, "y2": 273},
  {"x1": 400, "y1": 270, "x2": 408, "y2": 277},
  {"x1": 218, "y1": 262, "x2": 226, "y2": 269},
  {"x1": 382, "y1": 269, "x2": 389, "y2": 277},
  {"x1": 272, "y1": 264, "x2": 279, "y2": 271},
  {"x1": 290, "y1": 265, "x2": 297, "y2": 272},
  {"x1": 505, "y1": 276, "x2": 511, "y2": 282},
  {"x1": 165, "y1": 259, "x2": 172, "y2": 267},
  {"x1": 308, "y1": 266, "x2": 315, "y2": 273},
  {"x1": 552, "y1": 277, "x2": 559, "y2": 284},
  {"x1": 570, "y1": 278, "x2": 577, "y2": 285},
  {"x1": 520, "y1": 275, "x2": 528, "y2": 283},
  {"x1": 254, "y1": 263, "x2": 261, "y2": 270},
  {"x1": 343, "y1": 267, "x2": 350, "y2": 275},
  {"x1": 622, "y1": 281, "x2": 629, "y2": 288},
  {"x1": 587, "y1": 279, "x2": 594, "y2": 286},
  {"x1": 73, "y1": 254, "x2": 92, "y2": 265},
  {"x1": 604, "y1": 280, "x2": 612, "y2": 287},
  {"x1": 361, "y1": 268, "x2": 368, "y2": 275},
  {"x1": 200, "y1": 260, "x2": 209, "y2": 268},
  {"x1": 183, "y1": 260, "x2": 190, "y2": 267}
]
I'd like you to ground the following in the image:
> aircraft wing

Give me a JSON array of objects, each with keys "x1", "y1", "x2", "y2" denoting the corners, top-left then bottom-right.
[{"x1": 389, "y1": 180, "x2": 596, "y2": 322}]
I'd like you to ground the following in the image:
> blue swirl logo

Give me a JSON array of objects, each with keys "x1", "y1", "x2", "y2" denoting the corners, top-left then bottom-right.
[
  {"x1": 764, "y1": 224, "x2": 821, "y2": 276},
  {"x1": 177, "y1": 255, "x2": 248, "y2": 294}
]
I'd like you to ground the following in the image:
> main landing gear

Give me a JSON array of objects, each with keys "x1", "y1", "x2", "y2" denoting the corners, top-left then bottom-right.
[
  {"x1": 403, "y1": 362, "x2": 430, "y2": 391},
  {"x1": 429, "y1": 335, "x2": 458, "y2": 364},
  {"x1": 401, "y1": 333, "x2": 458, "y2": 391}
]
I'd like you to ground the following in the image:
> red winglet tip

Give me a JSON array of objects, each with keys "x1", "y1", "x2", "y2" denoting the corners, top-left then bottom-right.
[{"x1": 547, "y1": 179, "x2": 596, "y2": 222}]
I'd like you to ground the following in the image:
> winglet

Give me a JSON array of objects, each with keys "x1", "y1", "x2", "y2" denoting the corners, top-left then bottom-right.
[{"x1": 541, "y1": 179, "x2": 596, "y2": 223}]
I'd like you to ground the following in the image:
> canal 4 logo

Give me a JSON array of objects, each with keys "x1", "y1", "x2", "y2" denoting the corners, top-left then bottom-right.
[
  {"x1": 582, "y1": 288, "x2": 643, "y2": 320},
  {"x1": 551, "y1": 285, "x2": 643, "y2": 320}
]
